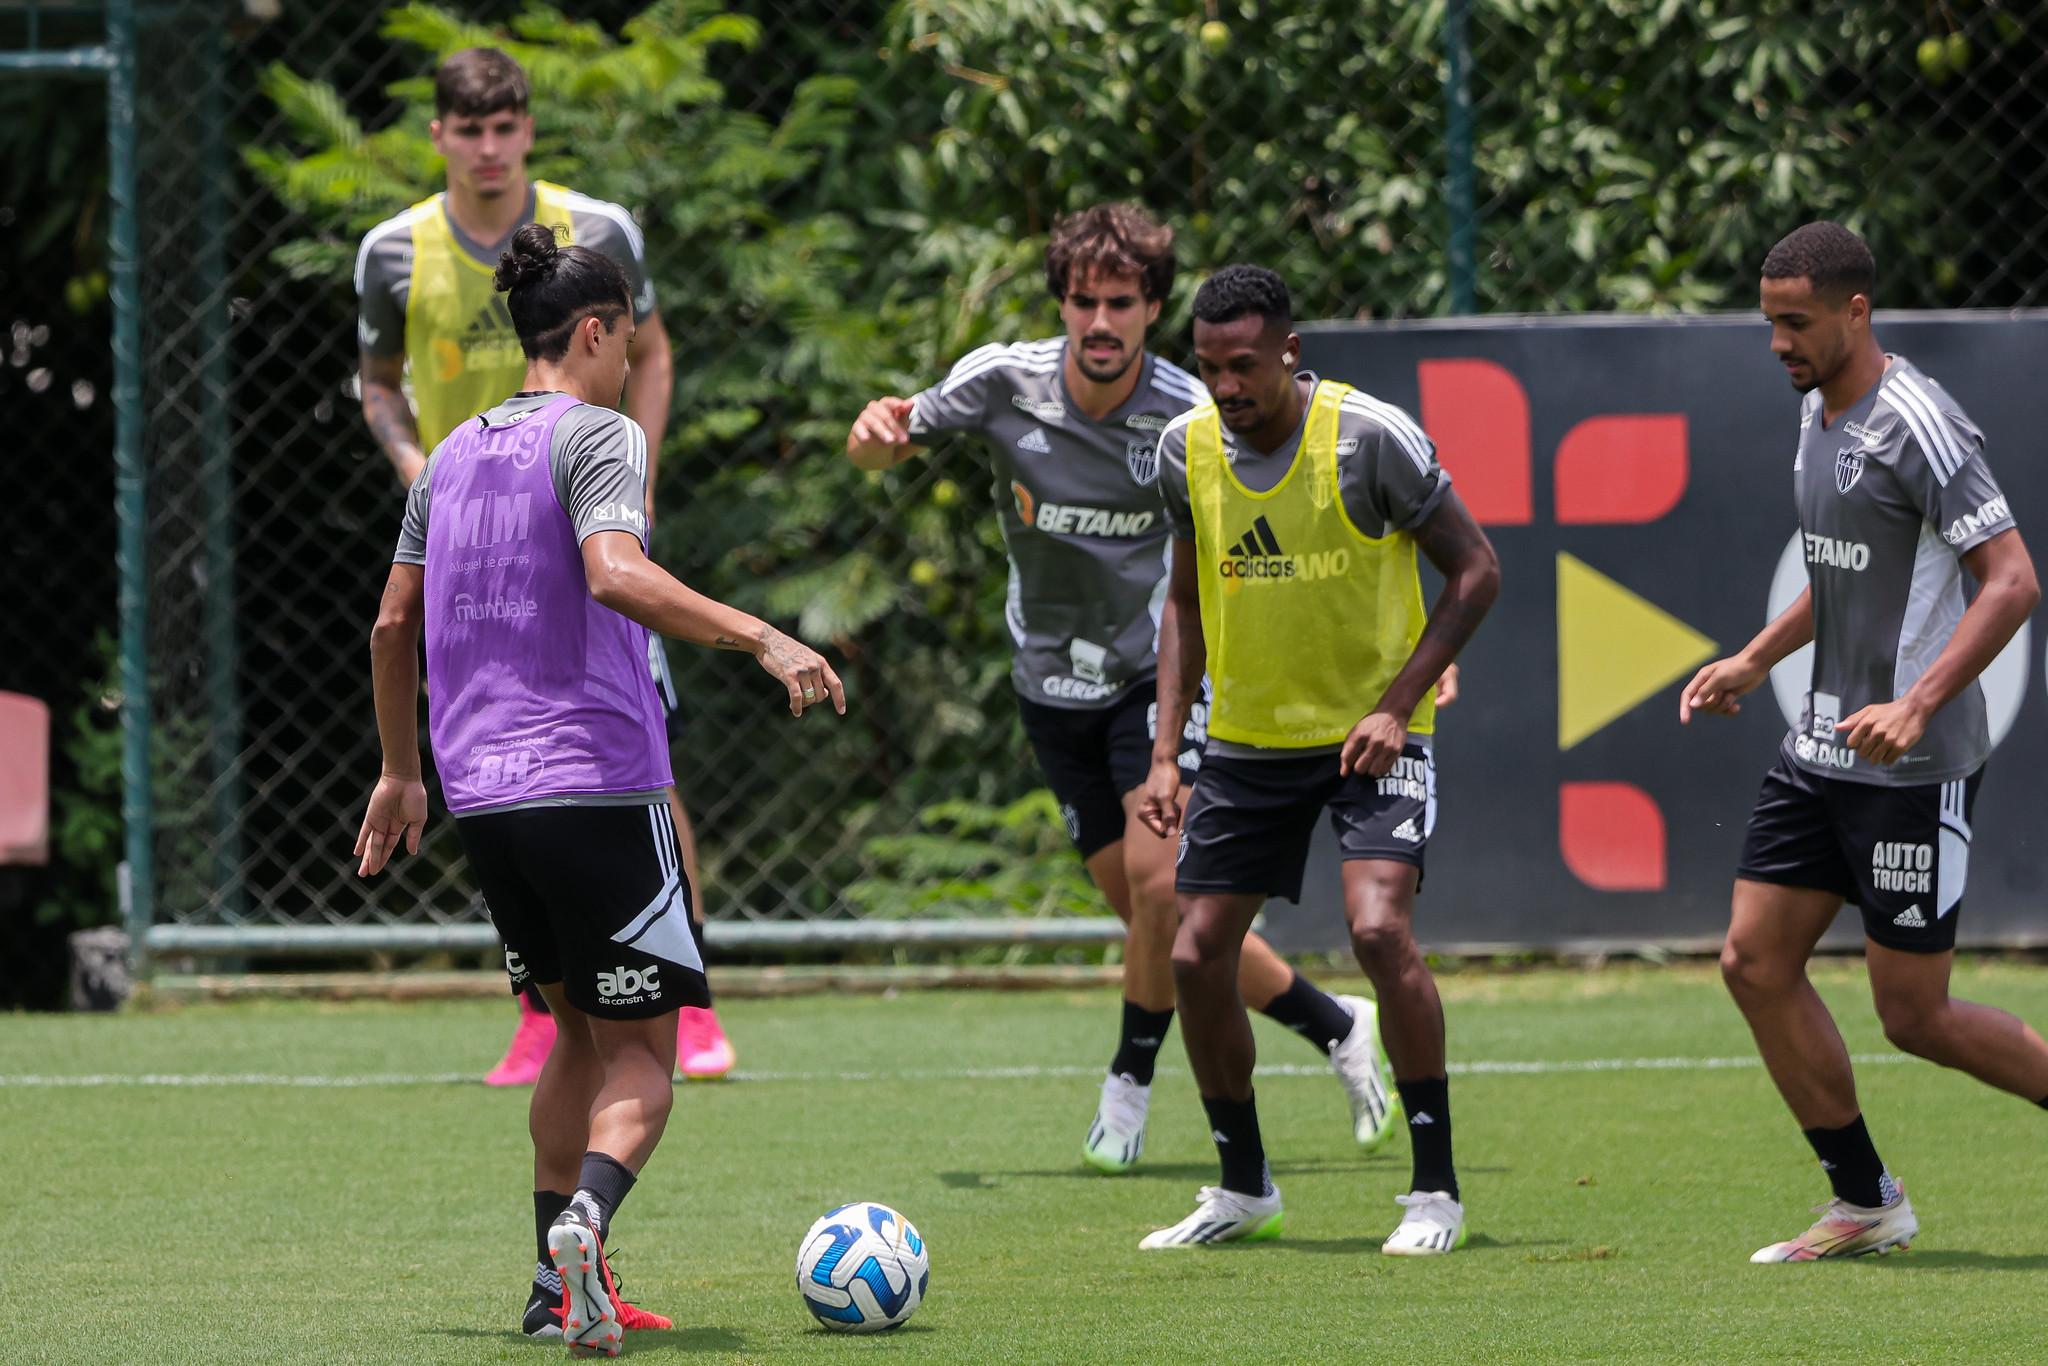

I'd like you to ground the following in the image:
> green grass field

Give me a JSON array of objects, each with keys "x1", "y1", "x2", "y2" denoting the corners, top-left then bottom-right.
[{"x1": 9, "y1": 961, "x2": 2048, "y2": 1364}]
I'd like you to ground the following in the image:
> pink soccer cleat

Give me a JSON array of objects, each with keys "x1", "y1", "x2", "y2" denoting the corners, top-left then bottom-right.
[
  {"x1": 677, "y1": 1005, "x2": 736, "y2": 1081},
  {"x1": 485, "y1": 997, "x2": 557, "y2": 1086}
]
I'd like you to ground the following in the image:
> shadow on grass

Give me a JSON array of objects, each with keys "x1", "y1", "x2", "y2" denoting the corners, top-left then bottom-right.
[
  {"x1": 1273, "y1": 1231, "x2": 1554, "y2": 1254},
  {"x1": 941, "y1": 1157, "x2": 1403, "y2": 1188},
  {"x1": 803, "y1": 1323, "x2": 938, "y2": 1338},
  {"x1": 421, "y1": 1326, "x2": 747, "y2": 1352},
  {"x1": 1875, "y1": 1249, "x2": 2048, "y2": 1272}
]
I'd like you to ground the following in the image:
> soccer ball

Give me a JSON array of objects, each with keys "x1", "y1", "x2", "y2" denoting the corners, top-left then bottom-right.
[{"x1": 794, "y1": 1202, "x2": 929, "y2": 1332}]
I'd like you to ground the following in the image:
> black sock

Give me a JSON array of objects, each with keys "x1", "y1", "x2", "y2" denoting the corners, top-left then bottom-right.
[
  {"x1": 534, "y1": 1190, "x2": 571, "y2": 1280},
  {"x1": 570, "y1": 1152, "x2": 638, "y2": 1241},
  {"x1": 1802, "y1": 1115, "x2": 1895, "y2": 1208},
  {"x1": 1396, "y1": 1077, "x2": 1458, "y2": 1201},
  {"x1": 1257, "y1": 972, "x2": 1356, "y2": 1055},
  {"x1": 1201, "y1": 1092, "x2": 1271, "y2": 1197},
  {"x1": 1109, "y1": 1001, "x2": 1175, "y2": 1085}
]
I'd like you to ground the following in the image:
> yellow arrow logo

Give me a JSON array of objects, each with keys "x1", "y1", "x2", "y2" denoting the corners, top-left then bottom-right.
[{"x1": 1557, "y1": 552, "x2": 1716, "y2": 749}]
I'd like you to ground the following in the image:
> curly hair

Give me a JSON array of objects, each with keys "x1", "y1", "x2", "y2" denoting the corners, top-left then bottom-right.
[
  {"x1": 1762, "y1": 222, "x2": 1875, "y2": 303},
  {"x1": 1044, "y1": 203, "x2": 1178, "y2": 302},
  {"x1": 1191, "y1": 265, "x2": 1292, "y2": 329}
]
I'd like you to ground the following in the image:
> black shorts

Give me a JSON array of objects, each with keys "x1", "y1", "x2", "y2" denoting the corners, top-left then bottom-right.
[
  {"x1": 1736, "y1": 755, "x2": 1979, "y2": 954},
  {"x1": 457, "y1": 802, "x2": 709, "y2": 1018},
  {"x1": 1016, "y1": 678, "x2": 1205, "y2": 858},
  {"x1": 649, "y1": 636, "x2": 688, "y2": 747},
  {"x1": 1175, "y1": 744, "x2": 1434, "y2": 901}
]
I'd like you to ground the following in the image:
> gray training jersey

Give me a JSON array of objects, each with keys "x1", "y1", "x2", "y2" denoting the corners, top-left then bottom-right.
[
  {"x1": 1786, "y1": 354, "x2": 2016, "y2": 787},
  {"x1": 909, "y1": 337, "x2": 1207, "y2": 708},
  {"x1": 394, "y1": 392, "x2": 651, "y2": 566}
]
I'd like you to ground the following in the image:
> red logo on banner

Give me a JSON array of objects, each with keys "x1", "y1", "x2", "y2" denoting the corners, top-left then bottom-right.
[
  {"x1": 1554, "y1": 414, "x2": 1689, "y2": 524},
  {"x1": 1558, "y1": 781, "x2": 1667, "y2": 891},
  {"x1": 1417, "y1": 359, "x2": 1531, "y2": 526}
]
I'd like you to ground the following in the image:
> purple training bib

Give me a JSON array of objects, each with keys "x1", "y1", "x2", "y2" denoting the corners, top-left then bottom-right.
[{"x1": 423, "y1": 393, "x2": 671, "y2": 813}]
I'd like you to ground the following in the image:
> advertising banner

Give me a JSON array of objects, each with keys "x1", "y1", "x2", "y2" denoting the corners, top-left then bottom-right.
[{"x1": 1259, "y1": 312, "x2": 2048, "y2": 953}]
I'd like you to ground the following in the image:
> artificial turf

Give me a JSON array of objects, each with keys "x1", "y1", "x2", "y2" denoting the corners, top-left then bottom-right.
[{"x1": 7, "y1": 959, "x2": 2048, "y2": 1363}]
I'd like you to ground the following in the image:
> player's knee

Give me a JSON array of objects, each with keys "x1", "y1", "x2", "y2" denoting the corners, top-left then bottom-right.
[
  {"x1": 1169, "y1": 923, "x2": 1233, "y2": 988},
  {"x1": 1346, "y1": 916, "x2": 1413, "y2": 971},
  {"x1": 1876, "y1": 997, "x2": 1949, "y2": 1060},
  {"x1": 1718, "y1": 939, "x2": 1789, "y2": 999}
]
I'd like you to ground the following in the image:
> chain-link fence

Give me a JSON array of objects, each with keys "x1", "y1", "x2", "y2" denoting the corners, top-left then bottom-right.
[{"x1": 7, "y1": 0, "x2": 2047, "y2": 951}]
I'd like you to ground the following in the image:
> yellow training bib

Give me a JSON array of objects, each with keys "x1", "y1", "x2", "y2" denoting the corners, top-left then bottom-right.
[
  {"x1": 1188, "y1": 380, "x2": 1433, "y2": 747},
  {"x1": 403, "y1": 181, "x2": 577, "y2": 451}
]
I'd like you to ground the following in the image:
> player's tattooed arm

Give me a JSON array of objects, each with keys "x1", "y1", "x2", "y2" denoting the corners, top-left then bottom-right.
[
  {"x1": 1343, "y1": 490, "x2": 1500, "y2": 777},
  {"x1": 360, "y1": 351, "x2": 426, "y2": 488},
  {"x1": 1679, "y1": 588, "x2": 1814, "y2": 723},
  {"x1": 1139, "y1": 538, "x2": 1204, "y2": 838},
  {"x1": 581, "y1": 532, "x2": 847, "y2": 718}
]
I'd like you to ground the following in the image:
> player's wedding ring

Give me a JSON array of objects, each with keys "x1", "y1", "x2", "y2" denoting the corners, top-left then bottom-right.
[{"x1": 803, "y1": 687, "x2": 817, "y2": 699}]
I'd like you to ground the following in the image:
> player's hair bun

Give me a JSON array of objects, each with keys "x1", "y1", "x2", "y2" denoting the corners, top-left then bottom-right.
[{"x1": 494, "y1": 222, "x2": 563, "y2": 293}]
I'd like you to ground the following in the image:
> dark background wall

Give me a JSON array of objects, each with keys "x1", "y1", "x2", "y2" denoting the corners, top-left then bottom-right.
[{"x1": 1267, "y1": 312, "x2": 2048, "y2": 953}]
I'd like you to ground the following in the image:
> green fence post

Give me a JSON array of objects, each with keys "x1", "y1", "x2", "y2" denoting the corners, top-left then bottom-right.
[
  {"x1": 106, "y1": 0, "x2": 154, "y2": 967},
  {"x1": 199, "y1": 15, "x2": 245, "y2": 918},
  {"x1": 1443, "y1": 0, "x2": 1476, "y2": 315}
]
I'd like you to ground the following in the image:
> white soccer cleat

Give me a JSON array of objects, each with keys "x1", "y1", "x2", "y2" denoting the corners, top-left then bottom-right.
[
  {"x1": 1329, "y1": 995, "x2": 1401, "y2": 1151},
  {"x1": 1750, "y1": 1187, "x2": 1917, "y2": 1263},
  {"x1": 1382, "y1": 1190, "x2": 1466, "y2": 1256},
  {"x1": 546, "y1": 1206, "x2": 623, "y2": 1358},
  {"x1": 1139, "y1": 1184, "x2": 1284, "y2": 1249},
  {"x1": 1082, "y1": 1071, "x2": 1150, "y2": 1174}
]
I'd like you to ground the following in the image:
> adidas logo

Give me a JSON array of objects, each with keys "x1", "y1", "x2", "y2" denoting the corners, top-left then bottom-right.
[
  {"x1": 1411, "y1": 1111, "x2": 1435, "y2": 1126},
  {"x1": 465, "y1": 301, "x2": 512, "y2": 334},
  {"x1": 1390, "y1": 817, "x2": 1422, "y2": 844},
  {"x1": 1018, "y1": 427, "x2": 1052, "y2": 453},
  {"x1": 1228, "y1": 515, "x2": 1283, "y2": 559},
  {"x1": 1892, "y1": 904, "x2": 1927, "y2": 928}
]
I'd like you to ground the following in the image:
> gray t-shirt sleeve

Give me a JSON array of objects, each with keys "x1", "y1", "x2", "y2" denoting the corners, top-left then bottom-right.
[
  {"x1": 1890, "y1": 392, "x2": 2014, "y2": 553},
  {"x1": 1338, "y1": 404, "x2": 1450, "y2": 538},
  {"x1": 908, "y1": 344, "x2": 1008, "y2": 438},
  {"x1": 571, "y1": 207, "x2": 657, "y2": 323},
  {"x1": 1155, "y1": 414, "x2": 1198, "y2": 539},
  {"x1": 354, "y1": 221, "x2": 413, "y2": 359},
  {"x1": 551, "y1": 406, "x2": 651, "y2": 543},
  {"x1": 393, "y1": 449, "x2": 436, "y2": 564}
]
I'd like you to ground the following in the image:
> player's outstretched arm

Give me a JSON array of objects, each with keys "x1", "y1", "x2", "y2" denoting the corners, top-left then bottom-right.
[
  {"x1": 1837, "y1": 528, "x2": 2040, "y2": 764},
  {"x1": 1678, "y1": 588, "x2": 1814, "y2": 724},
  {"x1": 356, "y1": 563, "x2": 429, "y2": 876},
  {"x1": 581, "y1": 530, "x2": 845, "y2": 717},
  {"x1": 846, "y1": 397, "x2": 925, "y2": 470},
  {"x1": 360, "y1": 351, "x2": 427, "y2": 488},
  {"x1": 1139, "y1": 538, "x2": 1204, "y2": 838},
  {"x1": 1342, "y1": 490, "x2": 1501, "y2": 778}
]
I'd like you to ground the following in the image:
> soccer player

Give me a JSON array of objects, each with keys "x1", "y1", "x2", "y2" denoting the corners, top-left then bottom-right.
[
  {"x1": 845, "y1": 206, "x2": 1399, "y2": 1175},
  {"x1": 354, "y1": 46, "x2": 736, "y2": 1083},
  {"x1": 354, "y1": 225, "x2": 844, "y2": 1349},
  {"x1": 1137, "y1": 266, "x2": 1500, "y2": 1253},
  {"x1": 1680, "y1": 222, "x2": 2048, "y2": 1262}
]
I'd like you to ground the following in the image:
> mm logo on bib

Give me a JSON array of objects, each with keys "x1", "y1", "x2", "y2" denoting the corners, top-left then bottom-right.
[{"x1": 597, "y1": 964, "x2": 660, "y2": 1003}]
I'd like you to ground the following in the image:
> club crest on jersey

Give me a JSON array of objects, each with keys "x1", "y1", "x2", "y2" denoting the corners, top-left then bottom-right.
[
  {"x1": 1127, "y1": 439, "x2": 1159, "y2": 486},
  {"x1": 1834, "y1": 446, "x2": 1866, "y2": 494}
]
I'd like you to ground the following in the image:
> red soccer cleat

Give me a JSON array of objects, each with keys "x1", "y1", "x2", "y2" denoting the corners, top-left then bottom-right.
[
  {"x1": 677, "y1": 1005, "x2": 736, "y2": 1081},
  {"x1": 485, "y1": 997, "x2": 557, "y2": 1087}
]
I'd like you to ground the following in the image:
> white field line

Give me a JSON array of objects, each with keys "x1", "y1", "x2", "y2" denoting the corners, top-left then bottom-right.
[{"x1": 0, "y1": 1055, "x2": 1914, "y2": 1088}]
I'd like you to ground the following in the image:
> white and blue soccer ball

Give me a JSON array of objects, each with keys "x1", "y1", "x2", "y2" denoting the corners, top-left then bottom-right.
[{"x1": 794, "y1": 1202, "x2": 929, "y2": 1332}]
